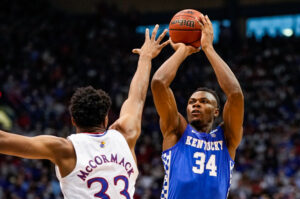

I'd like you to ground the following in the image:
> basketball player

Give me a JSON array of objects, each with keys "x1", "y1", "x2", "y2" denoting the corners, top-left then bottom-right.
[
  {"x1": 151, "y1": 15, "x2": 244, "y2": 199},
  {"x1": 0, "y1": 25, "x2": 169, "y2": 198}
]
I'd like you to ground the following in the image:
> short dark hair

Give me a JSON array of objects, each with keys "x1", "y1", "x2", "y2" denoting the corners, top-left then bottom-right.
[
  {"x1": 194, "y1": 87, "x2": 220, "y2": 108},
  {"x1": 69, "y1": 86, "x2": 112, "y2": 128}
]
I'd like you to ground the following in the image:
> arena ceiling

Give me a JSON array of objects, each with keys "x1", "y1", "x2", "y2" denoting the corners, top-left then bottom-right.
[
  {"x1": 52, "y1": 0, "x2": 300, "y2": 14},
  {"x1": 51, "y1": 0, "x2": 300, "y2": 24}
]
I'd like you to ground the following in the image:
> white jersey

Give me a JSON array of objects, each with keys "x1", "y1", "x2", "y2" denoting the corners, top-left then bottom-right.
[{"x1": 55, "y1": 129, "x2": 139, "y2": 199}]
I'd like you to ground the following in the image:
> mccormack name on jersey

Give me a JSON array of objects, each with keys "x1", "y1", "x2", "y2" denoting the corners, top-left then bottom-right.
[{"x1": 77, "y1": 153, "x2": 135, "y2": 181}]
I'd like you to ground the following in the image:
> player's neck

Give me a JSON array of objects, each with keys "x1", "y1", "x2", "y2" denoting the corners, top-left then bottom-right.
[
  {"x1": 76, "y1": 126, "x2": 107, "y2": 134},
  {"x1": 190, "y1": 122, "x2": 213, "y2": 133}
]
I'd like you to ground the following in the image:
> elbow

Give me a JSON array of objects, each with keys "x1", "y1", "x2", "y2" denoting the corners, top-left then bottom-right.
[
  {"x1": 228, "y1": 87, "x2": 244, "y2": 101},
  {"x1": 151, "y1": 76, "x2": 166, "y2": 91}
]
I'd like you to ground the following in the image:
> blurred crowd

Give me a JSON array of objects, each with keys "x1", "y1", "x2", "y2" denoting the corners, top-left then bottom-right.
[{"x1": 0, "y1": 0, "x2": 300, "y2": 198}]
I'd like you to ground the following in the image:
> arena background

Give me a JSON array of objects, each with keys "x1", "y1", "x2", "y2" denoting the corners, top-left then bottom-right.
[{"x1": 0, "y1": 0, "x2": 300, "y2": 198}]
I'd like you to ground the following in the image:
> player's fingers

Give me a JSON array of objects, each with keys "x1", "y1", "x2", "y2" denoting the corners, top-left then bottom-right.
[
  {"x1": 198, "y1": 21, "x2": 204, "y2": 30},
  {"x1": 132, "y1": 48, "x2": 141, "y2": 54},
  {"x1": 157, "y1": 29, "x2": 168, "y2": 43},
  {"x1": 151, "y1": 24, "x2": 159, "y2": 41},
  {"x1": 205, "y1": 15, "x2": 212, "y2": 25},
  {"x1": 160, "y1": 39, "x2": 170, "y2": 49},
  {"x1": 200, "y1": 14, "x2": 207, "y2": 26},
  {"x1": 151, "y1": 24, "x2": 159, "y2": 40},
  {"x1": 145, "y1": 28, "x2": 150, "y2": 41}
]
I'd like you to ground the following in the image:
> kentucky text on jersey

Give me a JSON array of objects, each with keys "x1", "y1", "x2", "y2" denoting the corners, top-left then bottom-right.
[
  {"x1": 77, "y1": 153, "x2": 134, "y2": 181},
  {"x1": 185, "y1": 135, "x2": 223, "y2": 151}
]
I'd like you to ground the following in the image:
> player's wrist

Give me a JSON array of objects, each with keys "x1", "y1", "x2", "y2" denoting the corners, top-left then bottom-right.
[
  {"x1": 177, "y1": 44, "x2": 189, "y2": 56},
  {"x1": 139, "y1": 53, "x2": 153, "y2": 59},
  {"x1": 202, "y1": 44, "x2": 214, "y2": 52}
]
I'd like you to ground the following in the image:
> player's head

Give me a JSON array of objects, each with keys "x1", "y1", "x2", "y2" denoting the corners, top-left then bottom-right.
[
  {"x1": 69, "y1": 86, "x2": 112, "y2": 130},
  {"x1": 186, "y1": 87, "x2": 220, "y2": 130}
]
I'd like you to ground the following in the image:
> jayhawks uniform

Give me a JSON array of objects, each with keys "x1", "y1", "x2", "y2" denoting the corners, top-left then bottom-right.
[
  {"x1": 161, "y1": 125, "x2": 234, "y2": 199},
  {"x1": 55, "y1": 129, "x2": 138, "y2": 199}
]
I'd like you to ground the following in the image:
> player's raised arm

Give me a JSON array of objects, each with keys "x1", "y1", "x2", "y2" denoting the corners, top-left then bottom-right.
[
  {"x1": 199, "y1": 14, "x2": 244, "y2": 159},
  {"x1": 0, "y1": 130, "x2": 73, "y2": 165},
  {"x1": 110, "y1": 25, "x2": 169, "y2": 153},
  {"x1": 151, "y1": 41, "x2": 199, "y2": 150}
]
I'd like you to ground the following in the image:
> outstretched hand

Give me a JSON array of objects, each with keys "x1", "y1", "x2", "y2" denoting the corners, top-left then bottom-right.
[
  {"x1": 198, "y1": 14, "x2": 214, "y2": 50},
  {"x1": 132, "y1": 24, "x2": 170, "y2": 59},
  {"x1": 169, "y1": 39, "x2": 200, "y2": 56}
]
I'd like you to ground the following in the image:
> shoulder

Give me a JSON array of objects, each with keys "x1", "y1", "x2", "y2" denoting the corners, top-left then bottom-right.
[
  {"x1": 105, "y1": 129, "x2": 124, "y2": 140},
  {"x1": 109, "y1": 116, "x2": 139, "y2": 139},
  {"x1": 48, "y1": 136, "x2": 75, "y2": 159},
  {"x1": 163, "y1": 113, "x2": 187, "y2": 137},
  {"x1": 162, "y1": 115, "x2": 188, "y2": 151},
  {"x1": 59, "y1": 137, "x2": 74, "y2": 153},
  {"x1": 52, "y1": 136, "x2": 77, "y2": 177},
  {"x1": 31, "y1": 135, "x2": 75, "y2": 164}
]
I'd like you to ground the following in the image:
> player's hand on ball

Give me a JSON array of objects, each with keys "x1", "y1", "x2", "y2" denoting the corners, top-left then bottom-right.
[
  {"x1": 199, "y1": 14, "x2": 214, "y2": 50},
  {"x1": 170, "y1": 39, "x2": 200, "y2": 56},
  {"x1": 132, "y1": 24, "x2": 170, "y2": 59}
]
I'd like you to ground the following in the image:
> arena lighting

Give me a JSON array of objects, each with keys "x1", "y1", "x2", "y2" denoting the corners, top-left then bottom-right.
[
  {"x1": 222, "y1": 19, "x2": 231, "y2": 27},
  {"x1": 282, "y1": 28, "x2": 293, "y2": 37},
  {"x1": 247, "y1": 14, "x2": 300, "y2": 39}
]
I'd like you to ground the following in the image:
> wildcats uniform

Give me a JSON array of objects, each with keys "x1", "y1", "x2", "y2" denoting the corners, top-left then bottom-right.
[
  {"x1": 161, "y1": 125, "x2": 234, "y2": 199},
  {"x1": 56, "y1": 129, "x2": 138, "y2": 199}
]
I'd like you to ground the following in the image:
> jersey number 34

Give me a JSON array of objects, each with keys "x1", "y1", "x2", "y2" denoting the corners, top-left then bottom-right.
[{"x1": 192, "y1": 152, "x2": 217, "y2": 176}]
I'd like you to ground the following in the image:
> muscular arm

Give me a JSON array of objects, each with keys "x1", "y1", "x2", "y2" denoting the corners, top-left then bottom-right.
[
  {"x1": 0, "y1": 130, "x2": 73, "y2": 164},
  {"x1": 110, "y1": 25, "x2": 169, "y2": 157},
  {"x1": 151, "y1": 43, "x2": 198, "y2": 150},
  {"x1": 200, "y1": 15, "x2": 244, "y2": 159},
  {"x1": 112, "y1": 54, "x2": 152, "y2": 149}
]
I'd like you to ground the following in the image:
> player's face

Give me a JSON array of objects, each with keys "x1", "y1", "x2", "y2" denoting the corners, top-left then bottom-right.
[{"x1": 186, "y1": 91, "x2": 219, "y2": 125}]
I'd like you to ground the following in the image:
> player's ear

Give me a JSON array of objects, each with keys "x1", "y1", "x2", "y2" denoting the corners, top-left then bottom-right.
[{"x1": 214, "y1": 107, "x2": 219, "y2": 118}]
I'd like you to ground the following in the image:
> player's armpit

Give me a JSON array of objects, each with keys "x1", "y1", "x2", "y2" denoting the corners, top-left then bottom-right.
[{"x1": 0, "y1": 130, "x2": 73, "y2": 164}]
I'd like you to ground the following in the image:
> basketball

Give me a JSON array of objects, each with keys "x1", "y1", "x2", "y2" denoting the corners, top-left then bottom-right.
[{"x1": 169, "y1": 9, "x2": 202, "y2": 48}]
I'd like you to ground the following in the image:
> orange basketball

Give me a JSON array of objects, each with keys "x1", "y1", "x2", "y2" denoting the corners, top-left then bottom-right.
[{"x1": 169, "y1": 9, "x2": 202, "y2": 48}]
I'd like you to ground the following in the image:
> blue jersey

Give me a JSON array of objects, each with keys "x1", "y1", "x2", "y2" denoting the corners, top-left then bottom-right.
[{"x1": 161, "y1": 125, "x2": 234, "y2": 199}]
